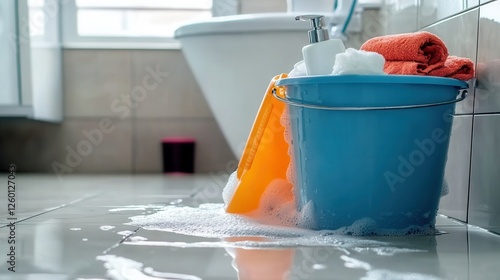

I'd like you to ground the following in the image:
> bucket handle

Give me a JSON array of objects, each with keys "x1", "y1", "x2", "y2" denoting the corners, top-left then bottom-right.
[{"x1": 272, "y1": 87, "x2": 468, "y2": 111}]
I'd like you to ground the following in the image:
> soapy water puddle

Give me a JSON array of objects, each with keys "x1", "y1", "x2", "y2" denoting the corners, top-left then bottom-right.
[
  {"x1": 126, "y1": 203, "x2": 441, "y2": 244},
  {"x1": 88, "y1": 203, "x2": 450, "y2": 280},
  {"x1": 124, "y1": 173, "x2": 442, "y2": 240},
  {"x1": 120, "y1": 203, "x2": 442, "y2": 252}
]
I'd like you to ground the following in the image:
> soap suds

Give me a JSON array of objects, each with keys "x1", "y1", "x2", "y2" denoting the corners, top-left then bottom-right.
[
  {"x1": 117, "y1": 230, "x2": 135, "y2": 236},
  {"x1": 312, "y1": 263, "x2": 327, "y2": 270},
  {"x1": 169, "y1": 198, "x2": 183, "y2": 205},
  {"x1": 246, "y1": 178, "x2": 299, "y2": 227},
  {"x1": 325, "y1": 217, "x2": 438, "y2": 237},
  {"x1": 109, "y1": 205, "x2": 167, "y2": 212},
  {"x1": 129, "y1": 203, "x2": 309, "y2": 239},
  {"x1": 128, "y1": 236, "x2": 148, "y2": 242},
  {"x1": 100, "y1": 225, "x2": 116, "y2": 231},
  {"x1": 341, "y1": 255, "x2": 372, "y2": 271},
  {"x1": 441, "y1": 179, "x2": 449, "y2": 197},
  {"x1": 222, "y1": 172, "x2": 239, "y2": 205},
  {"x1": 127, "y1": 203, "x2": 438, "y2": 250},
  {"x1": 221, "y1": 169, "x2": 438, "y2": 236},
  {"x1": 281, "y1": 107, "x2": 296, "y2": 186}
]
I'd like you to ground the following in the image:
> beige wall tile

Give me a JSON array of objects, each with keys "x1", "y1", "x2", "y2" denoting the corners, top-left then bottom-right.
[
  {"x1": 133, "y1": 119, "x2": 236, "y2": 173},
  {"x1": 0, "y1": 120, "x2": 65, "y2": 172},
  {"x1": 240, "y1": 0, "x2": 287, "y2": 13},
  {"x1": 64, "y1": 50, "x2": 132, "y2": 118},
  {"x1": 56, "y1": 119, "x2": 133, "y2": 173},
  {"x1": 131, "y1": 50, "x2": 213, "y2": 119}
]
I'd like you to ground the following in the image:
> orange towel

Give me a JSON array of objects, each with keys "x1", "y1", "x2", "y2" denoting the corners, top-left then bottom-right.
[
  {"x1": 428, "y1": 56, "x2": 475, "y2": 80},
  {"x1": 361, "y1": 32, "x2": 475, "y2": 80},
  {"x1": 360, "y1": 31, "x2": 448, "y2": 75}
]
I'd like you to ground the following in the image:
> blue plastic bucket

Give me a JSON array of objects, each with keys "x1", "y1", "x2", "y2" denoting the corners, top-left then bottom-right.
[{"x1": 274, "y1": 75, "x2": 468, "y2": 231}]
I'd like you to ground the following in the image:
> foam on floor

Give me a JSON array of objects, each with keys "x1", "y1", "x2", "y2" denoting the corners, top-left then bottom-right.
[
  {"x1": 126, "y1": 203, "x2": 400, "y2": 249},
  {"x1": 129, "y1": 203, "x2": 309, "y2": 239},
  {"x1": 100, "y1": 225, "x2": 116, "y2": 231},
  {"x1": 128, "y1": 203, "x2": 439, "y2": 246}
]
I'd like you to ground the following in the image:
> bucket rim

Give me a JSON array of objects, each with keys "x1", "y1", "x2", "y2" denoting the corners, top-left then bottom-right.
[
  {"x1": 275, "y1": 74, "x2": 469, "y2": 89},
  {"x1": 273, "y1": 88, "x2": 467, "y2": 110}
]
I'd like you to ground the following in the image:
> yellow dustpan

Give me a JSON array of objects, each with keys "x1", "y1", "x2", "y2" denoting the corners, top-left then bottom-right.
[{"x1": 226, "y1": 74, "x2": 292, "y2": 214}]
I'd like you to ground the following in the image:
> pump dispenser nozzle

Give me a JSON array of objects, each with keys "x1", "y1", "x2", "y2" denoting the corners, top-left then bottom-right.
[
  {"x1": 295, "y1": 15, "x2": 329, "y2": 44},
  {"x1": 295, "y1": 14, "x2": 346, "y2": 76}
]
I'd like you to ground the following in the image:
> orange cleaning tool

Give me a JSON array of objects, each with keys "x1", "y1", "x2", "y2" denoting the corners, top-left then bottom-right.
[{"x1": 225, "y1": 74, "x2": 292, "y2": 214}]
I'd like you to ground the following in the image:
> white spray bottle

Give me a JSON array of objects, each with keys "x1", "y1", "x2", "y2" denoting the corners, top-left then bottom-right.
[{"x1": 296, "y1": 15, "x2": 346, "y2": 76}]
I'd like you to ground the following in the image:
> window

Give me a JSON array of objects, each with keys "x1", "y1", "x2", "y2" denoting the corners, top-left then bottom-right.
[
  {"x1": 62, "y1": 0, "x2": 213, "y2": 48},
  {"x1": 28, "y1": 0, "x2": 60, "y2": 46},
  {"x1": 28, "y1": 0, "x2": 46, "y2": 37}
]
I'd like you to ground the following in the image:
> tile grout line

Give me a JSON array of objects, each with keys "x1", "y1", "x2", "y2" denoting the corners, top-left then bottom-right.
[
  {"x1": 465, "y1": 7, "x2": 482, "y2": 224},
  {"x1": 130, "y1": 50, "x2": 138, "y2": 174},
  {"x1": 0, "y1": 192, "x2": 101, "y2": 228},
  {"x1": 419, "y1": 3, "x2": 487, "y2": 31},
  {"x1": 71, "y1": 226, "x2": 142, "y2": 277},
  {"x1": 102, "y1": 227, "x2": 142, "y2": 255},
  {"x1": 467, "y1": 222, "x2": 472, "y2": 280},
  {"x1": 98, "y1": 189, "x2": 201, "y2": 254}
]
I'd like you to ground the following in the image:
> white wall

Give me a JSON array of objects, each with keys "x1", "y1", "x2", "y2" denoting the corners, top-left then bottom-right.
[{"x1": 0, "y1": 0, "x2": 20, "y2": 106}]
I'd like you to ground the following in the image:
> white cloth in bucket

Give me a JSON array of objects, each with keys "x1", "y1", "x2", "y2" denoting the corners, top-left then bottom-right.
[
  {"x1": 332, "y1": 48, "x2": 387, "y2": 75},
  {"x1": 288, "y1": 60, "x2": 307, "y2": 77}
]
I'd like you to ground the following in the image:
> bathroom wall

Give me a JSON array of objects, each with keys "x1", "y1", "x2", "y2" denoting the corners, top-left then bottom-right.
[
  {"x1": 403, "y1": 0, "x2": 500, "y2": 234},
  {"x1": 468, "y1": 0, "x2": 500, "y2": 235},
  {"x1": 212, "y1": 0, "x2": 286, "y2": 16},
  {"x1": 239, "y1": 0, "x2": 287, "y2": 14},
  {"x1": 0, "y1": 49, "x2": 236, "y2": 174}
]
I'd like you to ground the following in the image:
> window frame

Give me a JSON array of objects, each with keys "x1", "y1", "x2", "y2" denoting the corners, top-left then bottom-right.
[{"x1": 61, "y1": 0, "x2": 212, "y2": 49}]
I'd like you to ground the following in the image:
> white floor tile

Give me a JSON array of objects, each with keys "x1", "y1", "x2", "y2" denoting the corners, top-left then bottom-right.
[{"x1": 0, "y1": 175, "x2": 498, "y2": 279}]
